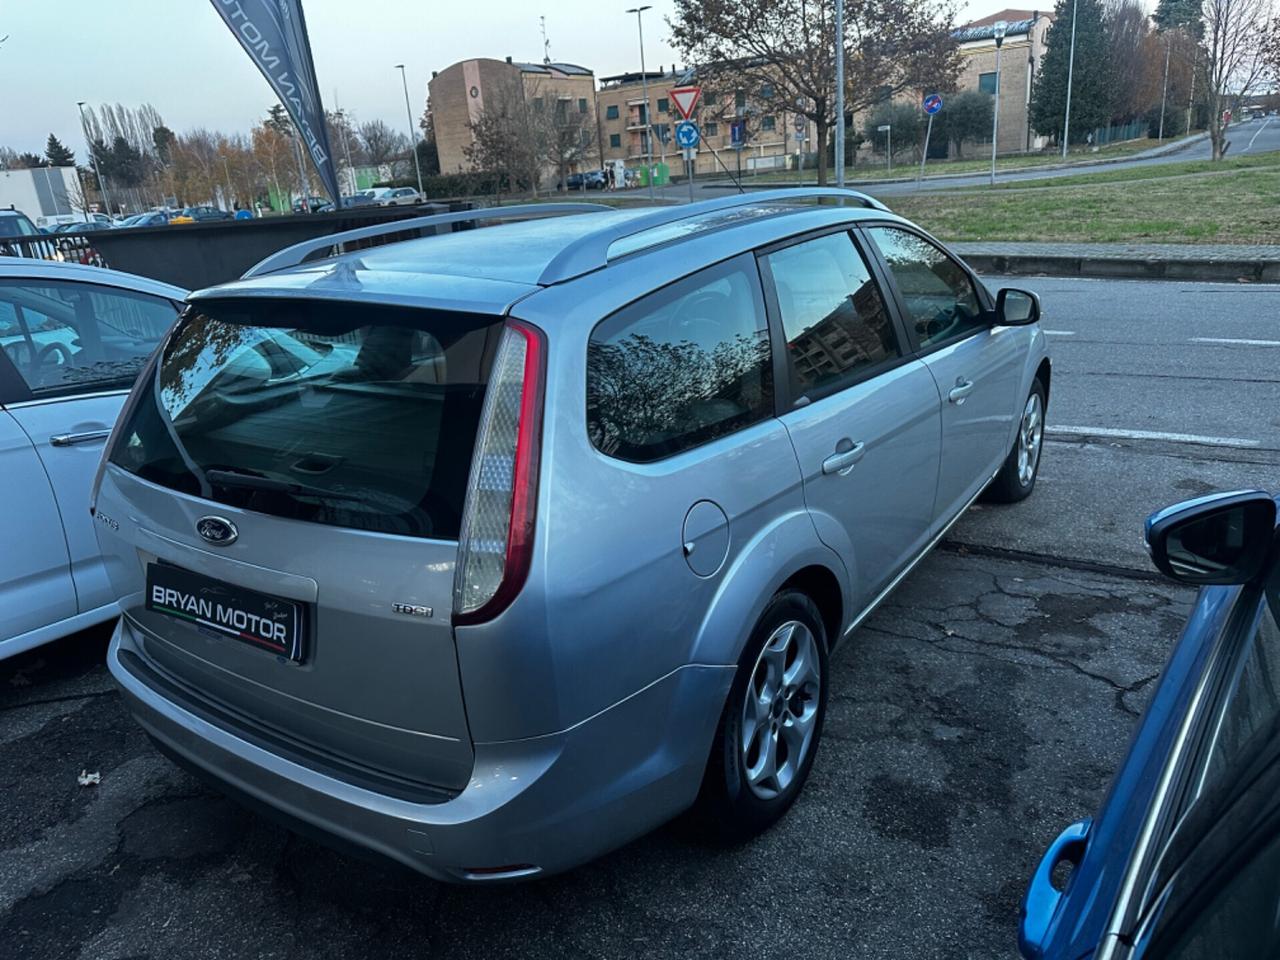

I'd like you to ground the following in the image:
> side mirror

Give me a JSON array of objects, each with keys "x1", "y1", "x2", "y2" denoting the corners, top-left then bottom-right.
[
  {"x1": 996, "y1": 288, "x2": 1041, "y2": 326},
  {"x1": 1145, "y1": 491, "x2": 1277, "y2": 586}
]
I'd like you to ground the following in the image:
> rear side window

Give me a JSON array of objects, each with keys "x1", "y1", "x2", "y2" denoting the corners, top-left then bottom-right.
[
  {"x1": 109, "y1": 298, "x2": 505, "y2": 540},
  {"x1": 0, "y1": 279, "x2": 177, "y2": 396},
  {"x1": 763, "y1": 231, "x2": 900, "y2": 399},
  {"x1": 587, "y1": 255, "x2": 772, "y2": 463}
]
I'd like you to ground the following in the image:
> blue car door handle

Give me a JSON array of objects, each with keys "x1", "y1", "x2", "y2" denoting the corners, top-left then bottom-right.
[
  {"x1": 948, "y1": 378, "x2": 975, "y2": 404},
  {"x1": 822, "y1": 441, "x2": 866, "y2": 476},
  {"x1": 1019, "y1": 818, "x2": 1091, "y2": 960}
]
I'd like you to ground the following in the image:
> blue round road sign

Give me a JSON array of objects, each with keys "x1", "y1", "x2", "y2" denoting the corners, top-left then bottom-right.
[
  {"x1": 675, "y1": 120, "x2": 700, "y2": 148},
  {"x1": 923, "y1": 93, "x2": 943, "y2": 115}
]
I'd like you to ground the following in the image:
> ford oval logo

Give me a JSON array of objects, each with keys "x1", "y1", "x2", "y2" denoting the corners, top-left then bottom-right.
[{"x1": 196, "y1": 516, "x2": 238, "y2": 546}]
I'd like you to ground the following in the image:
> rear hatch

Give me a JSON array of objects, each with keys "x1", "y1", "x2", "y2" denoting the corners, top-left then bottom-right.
[{"x1": 96, "y1": 295, "x2": 509, "y2": 794}]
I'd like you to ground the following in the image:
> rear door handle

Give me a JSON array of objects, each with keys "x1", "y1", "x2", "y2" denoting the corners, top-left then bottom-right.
[
  {"x1": 50, "y1": 430, "x2": 111, "y2": 447},
  {"x1": 948, "y1": 379, "x2": 975, "y2": 404},
  {"x1": 822, "y1": 442, "x2": 866, "y2": 476}
]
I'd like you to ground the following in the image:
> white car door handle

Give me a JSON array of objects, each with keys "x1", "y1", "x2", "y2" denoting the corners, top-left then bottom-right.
[
  {"x1": 822, "y1": 442, "x2": 866, "y2": 476},
  {"x1": 50, "y1": 430, "x2": 111, "y2": 447},
  {"x1": 948, "y1": 379, "x2": 975, "y2": 404}
]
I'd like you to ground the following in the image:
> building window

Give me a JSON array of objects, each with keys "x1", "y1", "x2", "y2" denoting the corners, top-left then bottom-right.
[
  {"x1": 532, "y1": 97, "x2": 544, "y2": 112},
  {"x1": 978, "y1": 72, "x2": 997, "y2": 94},
  {"x1": 761, "y1": 115, "x2": 776, "y2": 131},
  {"x1": 578, "y1": 98, "x2": 588, "y2": 113},
  {"x1": 734, "y1": 90, "x2": 746, "y2": 108},
  {"x1": 657, "y1": 97, "x2": 669, "y2": 113},
  {"x1": 555, "y1": 99, "x2": 567, "y2": 119},
  {"x1": 760, "y1": 82, "x2": 774, "y2": 99},
  {"x1": 704, "y1": 93, "x2": 718, "y2": 107},
  {"x1": 705, "y1": 122, "x2": 719, "y2": 137},
  {"x1": 606, "y1": 104, "x2": 619, "y2": 120},
  {"x1": 610, "y1": 133, "x2": 621, "y2": 148}
]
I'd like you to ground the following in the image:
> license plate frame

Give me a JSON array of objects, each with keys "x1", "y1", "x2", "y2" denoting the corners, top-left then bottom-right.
[{"x1": 145, "y1": 562, "x2": 307, "y2": 662}]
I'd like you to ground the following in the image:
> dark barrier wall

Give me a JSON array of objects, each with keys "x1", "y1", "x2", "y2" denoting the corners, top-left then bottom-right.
[{"x1": 87, "y1": 203, "x2": 468, "y2": 291}]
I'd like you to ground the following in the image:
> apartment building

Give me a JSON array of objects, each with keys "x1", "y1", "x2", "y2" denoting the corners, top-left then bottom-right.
[
  {"x1": 428, "y1": 57, "x2": 597, "y2": 176},
  {"x1": 954, "y1": 9, "x2": 1054, "y2": 154},
  {"x1": 595, "y1": 68, "x2": 816, "y2": 178}
]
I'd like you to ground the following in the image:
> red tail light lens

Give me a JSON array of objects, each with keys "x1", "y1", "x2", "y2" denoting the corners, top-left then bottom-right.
[{"x1": 452, "y1": 320, "x2": 545, "y2": 625}]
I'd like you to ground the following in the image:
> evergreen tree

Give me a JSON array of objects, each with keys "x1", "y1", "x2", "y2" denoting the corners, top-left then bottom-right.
[
  {"x1": 1154, "y1": 0, "x2": 1203, "y2": 35},
  {"x1": 44, "y1": 134, "x2": 74, "y2": 166},
  {"x1": 1030, "y1": 0, "x2": 1113, "y2": 145}
]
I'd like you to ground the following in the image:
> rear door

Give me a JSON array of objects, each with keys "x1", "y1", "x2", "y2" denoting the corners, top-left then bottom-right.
[
  {"x1": 760, "y1": 228, "x2": 941, "y2": 614},
  {"x1": 0, "y1": 275, "x2": 179, "y2": 617},
  {"x1": 95, "y1": 296, "x2": 509, "y2": 792},
  {"x1": 862, "y1": 224, "x2": 1023, "y2": 523}
]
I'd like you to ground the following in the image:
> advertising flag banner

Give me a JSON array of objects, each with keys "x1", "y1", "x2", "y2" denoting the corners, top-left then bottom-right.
[{"x1": 209, "y1": 0, "x2": 341, "y2": 202}]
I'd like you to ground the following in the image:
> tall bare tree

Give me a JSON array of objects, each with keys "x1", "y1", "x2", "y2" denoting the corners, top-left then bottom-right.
[
  {"x1": 670, "y1": 0, "x2": 960, "y2": 183},
  {"x1": 541, "y1": 93, "x2": 598, "y2": 190},
  {"x1": 1200, "y1": 0, "x2": 1271, "y2": 158},
  {"x1": 465, "y1": 75, "x2": 545, "y2": 197},
  {"x1": 359, "y1": 119, "x2": 409, "y2": 167}
]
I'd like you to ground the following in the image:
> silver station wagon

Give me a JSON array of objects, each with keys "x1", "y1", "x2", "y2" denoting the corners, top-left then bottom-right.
[{"x1": 91, "y1": 190, "x2": 1050, "y2": 881}]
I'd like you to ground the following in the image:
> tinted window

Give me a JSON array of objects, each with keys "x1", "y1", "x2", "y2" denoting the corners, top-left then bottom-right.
[
  {"x1": 587, "y1": 256, "x2": 772, "y2": 463},
  {"x1": 109, "y1": 299, "x2": 504, "y2": 540},
  {"x1": 0, "y1": 279, "x2": 177, "y2": 396},
  {"x1": 868, "y1": 226, "x2": 984, "y2": 348},
  {"x1": 979, "y1": 72, "x2": 998, "y2": 94},
  {"x1": 766, "y1": 232, "x2": 899, "y2": 399},
  {"x1": 1185, "y1": 563, "x2": 1280, "y2": 809},
  {"x1": 606, "y1": 105, "x2": 619, "y2": 120}
]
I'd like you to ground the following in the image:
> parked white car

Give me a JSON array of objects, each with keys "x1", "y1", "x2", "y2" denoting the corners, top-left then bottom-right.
[
  {"x1": 380, "y1": 187, "x2": 422, "y2": 206},
  {"x1": 0, "y1": 260, "x2": 185, "y2": 659}
]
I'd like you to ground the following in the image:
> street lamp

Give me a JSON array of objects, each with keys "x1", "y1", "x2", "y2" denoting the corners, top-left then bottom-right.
[
  {"x1": 395, "y1": 64, "x2": 426, "y2": 196},
  {"x1": 625, "y1": 6, "x2": 656, "y2": 201},
  {"x1": 990, "y1": 20, "x2": 1007, "y2": 187},
  {"x1": 76, "y1": 100, "x2": 112, "y2": 217},
  {"x1": 219, "y1": 154, "x2": 234, "y2": 211},
  {"x1": 1157, "y1": 36, "x2": 1171, "y2": 140},
  {"x1": 1061, "y1": 0, "x2": 1078, "y2": 159}
]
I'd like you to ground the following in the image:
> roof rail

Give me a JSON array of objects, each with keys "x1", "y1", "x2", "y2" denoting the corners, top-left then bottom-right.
[
  {"x1": 536, "y1": 187, "x2": 889, "y2": 285},
  {"x1": 241, "y1": 202, "x2": 613, "y2": 279}
]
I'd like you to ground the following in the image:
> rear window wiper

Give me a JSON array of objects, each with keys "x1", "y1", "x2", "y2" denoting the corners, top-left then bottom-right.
[{"x1": 205, "y1": 468, "x2": 364, "y2": 503}]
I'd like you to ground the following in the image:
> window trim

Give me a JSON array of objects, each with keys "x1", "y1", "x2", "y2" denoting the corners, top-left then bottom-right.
[
  {"x1": 856, "y1": 222, "x2": 994, "y2": 357},
  {"x1": 584, "y1": 252, "x2": 774, "y2": 464},
  {"x1": 754, "y1": 224, "x2": 916, "y2": 411}
]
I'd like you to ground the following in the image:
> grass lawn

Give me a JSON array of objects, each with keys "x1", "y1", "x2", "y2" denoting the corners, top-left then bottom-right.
[
  {"x1": 749, "y1": 135, "x2": 1194, "y2": 184},
  {"x1": 889, "y1": 156, "x2": 1280, "y2": 245}
]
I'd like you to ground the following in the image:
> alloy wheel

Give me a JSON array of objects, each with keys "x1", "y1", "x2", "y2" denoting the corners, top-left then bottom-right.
[
  {"x1": 740, "y1": 620, "x2": 822, "y2": 800},
  {"x1": 1017, "y1": 392, "x2": 1044, "y2": 487}
]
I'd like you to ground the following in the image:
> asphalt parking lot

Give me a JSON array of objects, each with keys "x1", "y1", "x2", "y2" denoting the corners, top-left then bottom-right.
[{"x1": 2, "y1": 276, "x2": 1276, "y2": 959}]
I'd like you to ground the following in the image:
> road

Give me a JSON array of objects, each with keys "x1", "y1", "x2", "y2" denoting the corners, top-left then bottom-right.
[
  {"x1": 661, "y1": 116, "x2": 1280, "y2": 201},
  {"x1": 2, "y1": 277, "x2": 1276, "y2": 959}
]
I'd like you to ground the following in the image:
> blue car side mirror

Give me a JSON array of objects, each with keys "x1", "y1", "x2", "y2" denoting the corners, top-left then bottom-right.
[{"x1": 1145, "y1": 490, "x2": 1277, "y2": 586}]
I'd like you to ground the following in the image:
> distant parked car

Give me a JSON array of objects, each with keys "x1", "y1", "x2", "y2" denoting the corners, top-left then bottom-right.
[
  {"x1": 1020, "y1": 490, "x2": 1280, "y2": 960},
  {"x1": 170, "y1": 206, "x2": 234, "y2": 224},
  {"x1": 0, "y1": 259, "x2": 186, "y2": 660},
  {"x1": 0, "y1": 208, "x2": 42, "y2": 240},
  {"x1": 341, "y1": 191, "x2": 378, "y2": 208},
  {"x1": 52, "y1": 220, "x2": 114, "y2": 233},
  {"x1": 117, "y1": 211, "x2": 171, "y2": 228},
  {"x1": 379, "y1": 186, "x2": 421, "y2": 206},
  {"x1": 560, "y1": 170, "x2": 606, "y2": 191},
  {"x1": 291, "y1": 196, "x2": 329, "y2": 214}
]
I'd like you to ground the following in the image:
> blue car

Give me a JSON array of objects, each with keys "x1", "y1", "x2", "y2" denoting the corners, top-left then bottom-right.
[{"x1": 1020, "y1": 489, "x2": 1280, "y2": 959}]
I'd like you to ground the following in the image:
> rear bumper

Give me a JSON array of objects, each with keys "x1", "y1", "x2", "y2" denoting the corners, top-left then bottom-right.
[{"x1": 108, "y1": 617, "x2": 732, "y2": 882}]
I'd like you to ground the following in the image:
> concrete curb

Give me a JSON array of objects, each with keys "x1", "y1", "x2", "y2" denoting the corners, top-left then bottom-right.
[{"x1": 964, "y1": 252, "x2": 1280, "y2": 284}]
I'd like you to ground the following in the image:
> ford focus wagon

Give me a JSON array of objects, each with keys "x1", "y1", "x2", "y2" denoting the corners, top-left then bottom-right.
[{"x1": 92, "y1": 190, "x2": 1051, "y2": 881}]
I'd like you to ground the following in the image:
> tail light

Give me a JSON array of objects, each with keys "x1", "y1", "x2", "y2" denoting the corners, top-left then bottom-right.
[{"x1": 452, "y1": 320, "x2": 545, "y2": 625}]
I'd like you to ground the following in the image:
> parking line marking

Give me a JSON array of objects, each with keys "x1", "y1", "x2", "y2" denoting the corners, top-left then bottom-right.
[
  {"x1": 1047, "y1": 426, "x2": 1261, "y2": 448},
  {"x1": 1190, "y1": 337, "x2": 1280, "y2": 346},
  {"x1": 1044, "y1": 330, "x2": 1076, "y2": 336}
]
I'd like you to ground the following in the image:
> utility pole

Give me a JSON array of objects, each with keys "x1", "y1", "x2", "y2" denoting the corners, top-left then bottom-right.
[
  {"x1": 835, "y1": 0, "x2": 846, "y2": 186},
  {"x1": 334, "y1": 91, "x2": 357, "y2": 195},
  {"x1": 991, "y1": 21, "x2": 1007, "y2": 186},
  {"x1": 219, "y1": 155, "x2": 234, "y2": 210},
  {"x1": 76, "y1": 101, "x2": 112, "y2": 216},
  {"x1": 395, "y1": 64, "x2": 426, "y2": 196},
  {"x1": 1061, "y1": 0, "x2": 1078, "y2": 159},
  {"x1": 626, "y1": 6, "x2": 655, "y2": 201},
  {"x1": 1158, "y1": 37, "x2": 1171, "y2": 140}
]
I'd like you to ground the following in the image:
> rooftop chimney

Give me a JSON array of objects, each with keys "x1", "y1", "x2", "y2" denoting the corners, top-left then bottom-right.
[{"x1": 505, "y1": 56, "x2": 513, "y2": 63}]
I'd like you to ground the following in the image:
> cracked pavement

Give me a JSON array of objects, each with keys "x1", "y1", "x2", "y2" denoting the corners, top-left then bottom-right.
[{"x1": 0, "y1": 554, "x2": 1190, "y2": 960}]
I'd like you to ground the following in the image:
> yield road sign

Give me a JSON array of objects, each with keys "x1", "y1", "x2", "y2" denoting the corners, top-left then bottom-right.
[
  {"x1": 923, "y1": 93, "x2": 943, "y2": 115},
  {"x1": 675, "y1": 120, "x2": 700, "y2": 148},
  {"x1": 669, "y1": 86, "x2": 702, "y2": 120}
]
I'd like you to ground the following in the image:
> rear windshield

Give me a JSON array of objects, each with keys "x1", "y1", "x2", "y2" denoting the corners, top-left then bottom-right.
[{"x1": 109, "y1": 298, "x2": 504, "y2": 540}]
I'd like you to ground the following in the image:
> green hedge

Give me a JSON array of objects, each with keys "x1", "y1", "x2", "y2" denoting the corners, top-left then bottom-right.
[{"x1": 373, "y1": 171, "x2": 514, "y2": 198}]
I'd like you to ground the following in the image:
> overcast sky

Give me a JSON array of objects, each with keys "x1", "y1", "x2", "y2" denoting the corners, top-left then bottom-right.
[{"x1": 0, "y1": 0, "x2": 1012, "y2": 155}]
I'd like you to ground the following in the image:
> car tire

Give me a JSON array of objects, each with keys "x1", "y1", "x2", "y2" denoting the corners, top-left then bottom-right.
[
  {"x1": 691, "y1": 590, "x2": 829, "y2": 842},
  {"x1": 986, "y1": 378, "x2": 1046, "y2": 504}
]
